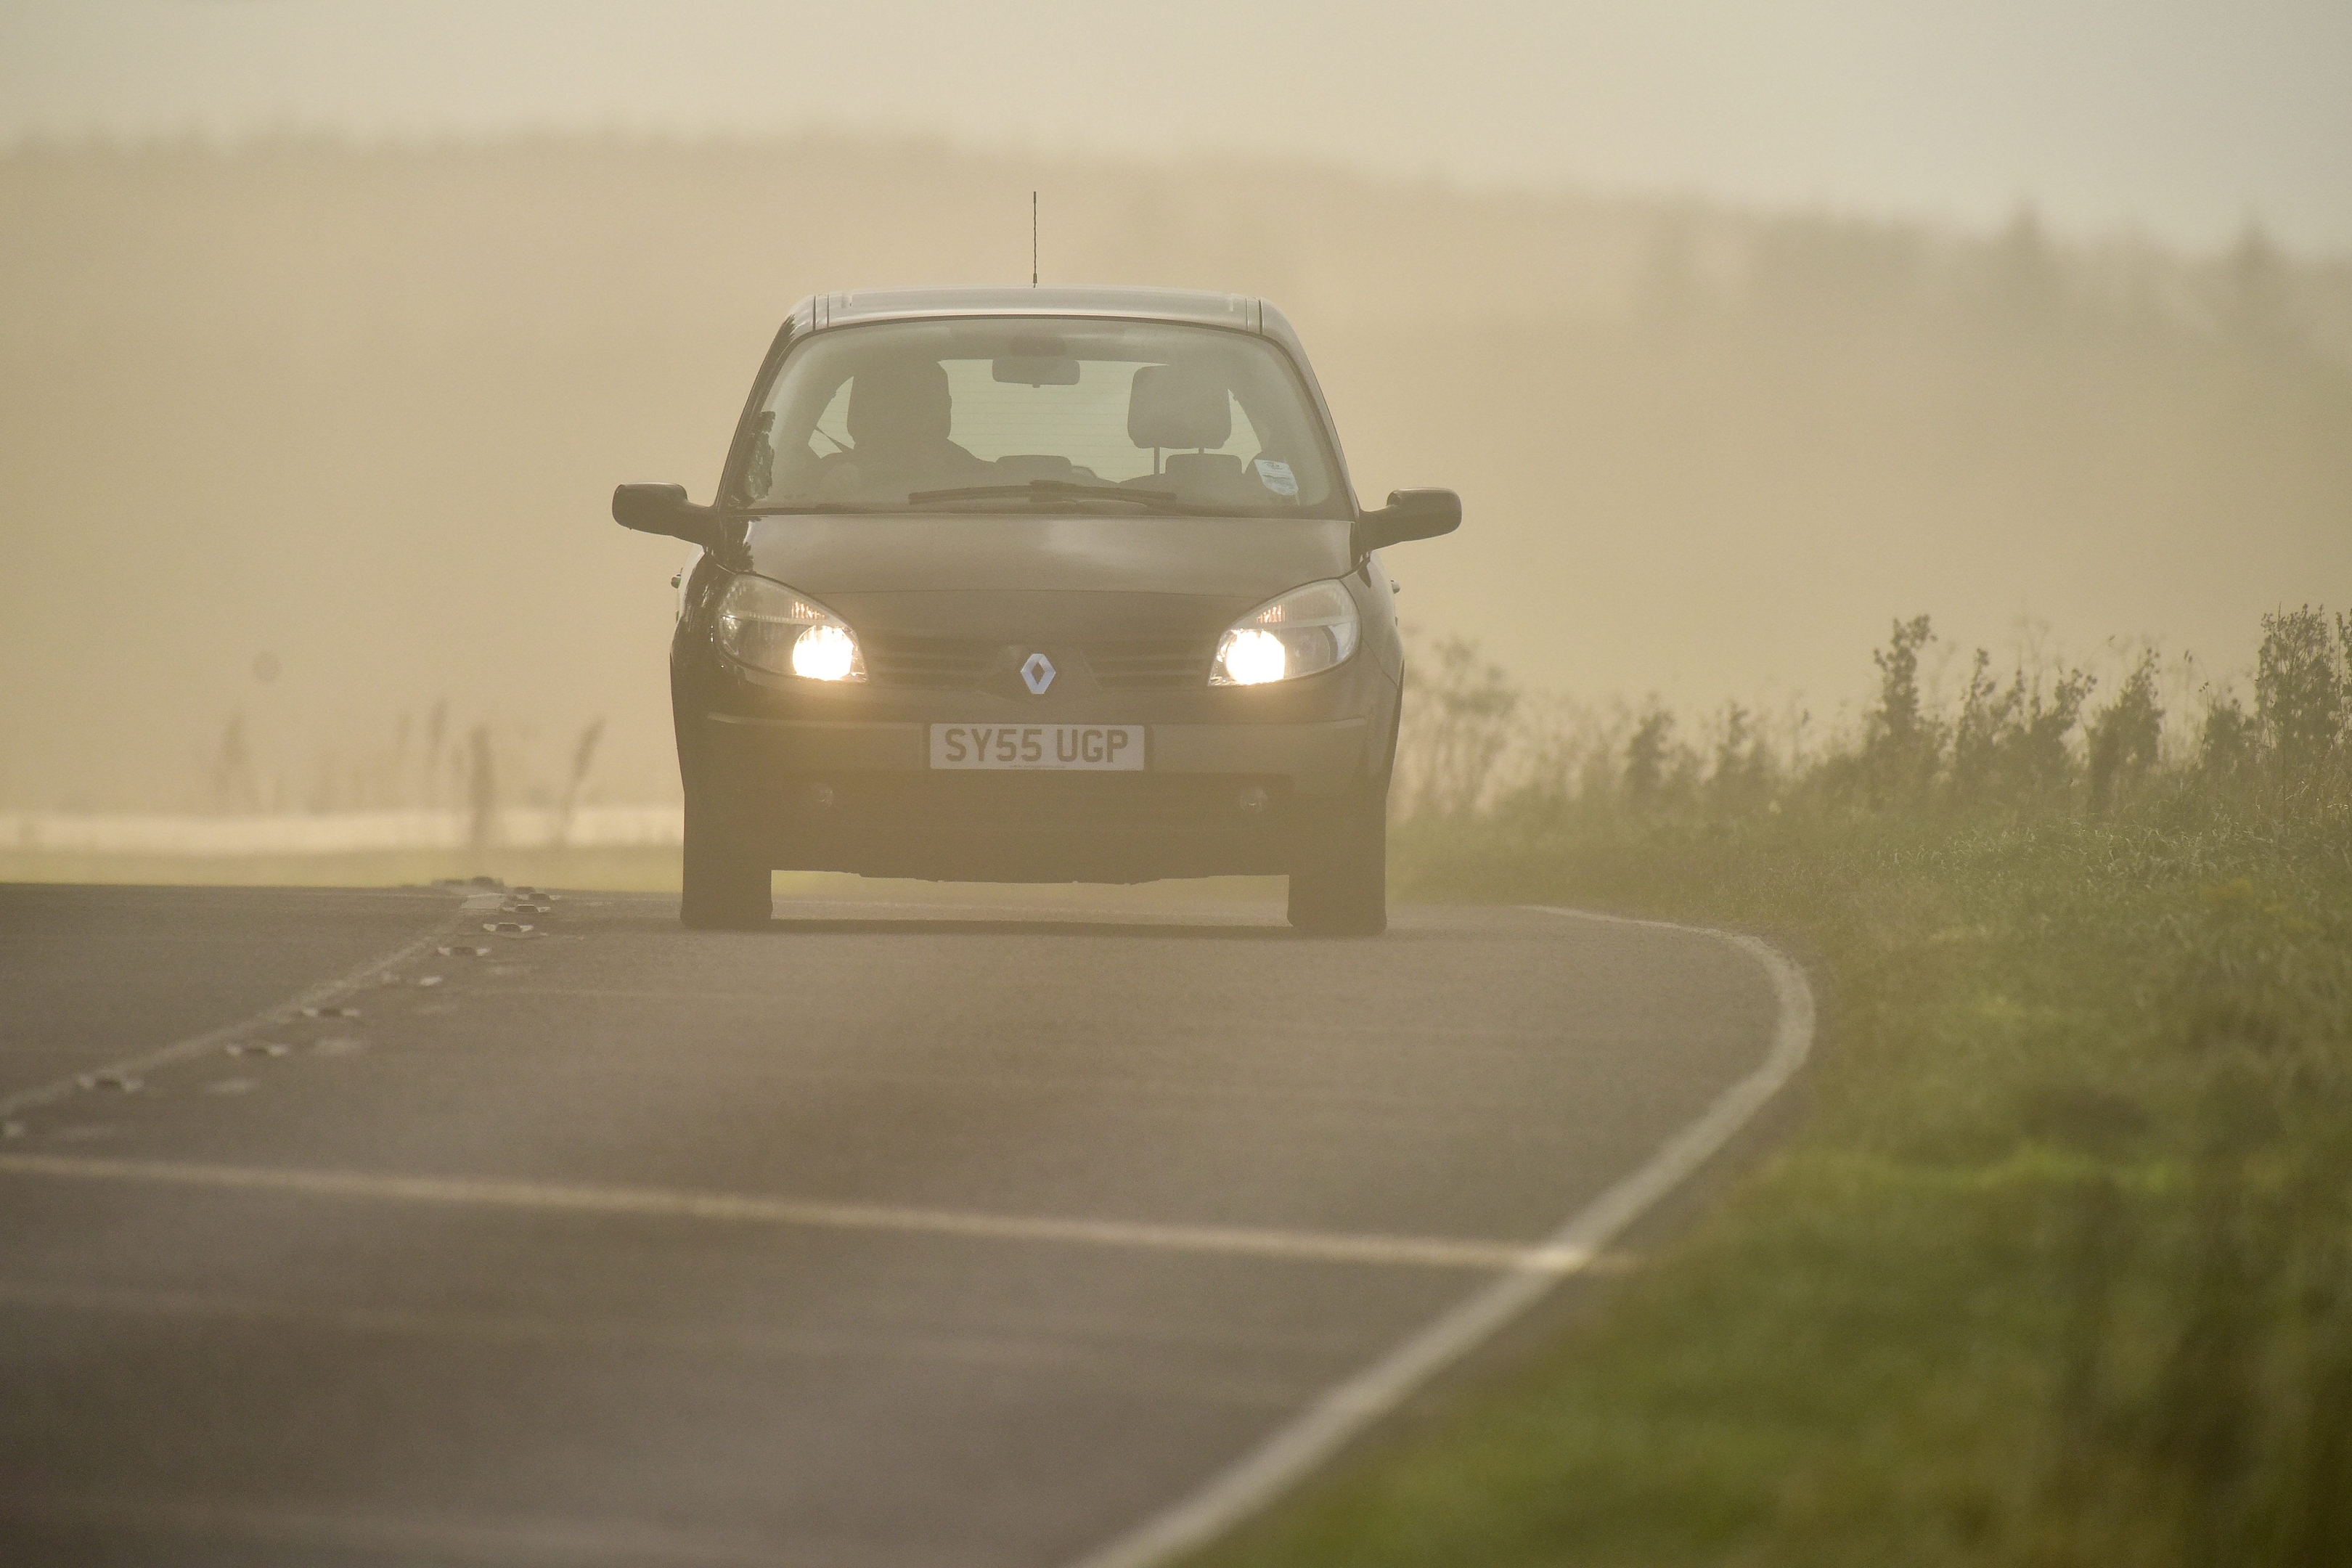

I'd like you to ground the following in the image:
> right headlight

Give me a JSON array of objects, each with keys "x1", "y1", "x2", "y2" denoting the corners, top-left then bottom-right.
[
  {"x1": 1210, "y1": 579, "x2": 1360, "y2": 686},
  {"x1": 712, "y1": 574, "x2": 867, "y2": 682}
]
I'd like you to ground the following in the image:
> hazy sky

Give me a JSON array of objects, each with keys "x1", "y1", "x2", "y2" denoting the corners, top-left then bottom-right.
[{"x1": 4, "y1": 0, "x2": 2348, "y2": 253}]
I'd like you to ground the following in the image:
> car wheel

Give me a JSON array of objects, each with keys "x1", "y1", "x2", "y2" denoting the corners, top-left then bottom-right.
[
  {"x1": 1286, "y1": 796, "x2": 1387, "y2": 936},
  {"x1": 679, "y1": 788, "x2": 770, "y2": 929}
]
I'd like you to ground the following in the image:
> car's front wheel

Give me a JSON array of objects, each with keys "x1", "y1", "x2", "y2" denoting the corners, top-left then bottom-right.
[
  {"x1": 1286, "y1": 796, "x2": 1387, "y2": 936},
  {"x1": 679, "y1": 788, "x2": 771, "y2": 929}
]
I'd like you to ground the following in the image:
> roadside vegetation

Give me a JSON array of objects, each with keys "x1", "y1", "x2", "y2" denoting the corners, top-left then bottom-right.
[{"x1": 1198, "y1": 608, "x2": 2352, "y2": 1567}]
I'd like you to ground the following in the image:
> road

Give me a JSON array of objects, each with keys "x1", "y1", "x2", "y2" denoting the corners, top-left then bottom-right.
[{"x1": 0, "y1": 881, "x2": 1806, "y2": 1567}]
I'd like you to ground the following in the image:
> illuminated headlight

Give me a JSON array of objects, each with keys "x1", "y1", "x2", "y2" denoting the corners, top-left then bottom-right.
[
  {"x1": 713, "y1": 575, "x2": 867, "y2": 682},
  {"x1": 1210, "y1": 579, "x2": 1360, "y2": 686}
]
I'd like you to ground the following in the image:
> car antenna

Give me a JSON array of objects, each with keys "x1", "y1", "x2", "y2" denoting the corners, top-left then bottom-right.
[{"x1": 1031, "y1": 191, "x2": 1038, "y2": 287}]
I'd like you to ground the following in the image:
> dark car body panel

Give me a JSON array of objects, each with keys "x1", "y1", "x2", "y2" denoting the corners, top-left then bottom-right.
[
  {"x1": 746, "y1": 513, "x2": 1354, "y2": 601},
  {"x1": 663, "y1": 286, "x2": 1419, "y2": 885}
]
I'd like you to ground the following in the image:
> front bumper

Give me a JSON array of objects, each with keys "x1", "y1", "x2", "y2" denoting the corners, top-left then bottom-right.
[{"x1": 698, "y1": 712, "x2": 1374, "y2": 881}]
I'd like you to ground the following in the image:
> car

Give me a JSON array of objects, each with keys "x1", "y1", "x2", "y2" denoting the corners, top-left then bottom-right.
[{"x1": 612, "y1": 285, "x2": 1460, "y2": 934}]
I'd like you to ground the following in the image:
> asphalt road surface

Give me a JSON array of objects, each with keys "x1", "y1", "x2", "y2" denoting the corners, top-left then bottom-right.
[{"x1": 0, "y1": 881, "x2": 1804, "y2": 1567}]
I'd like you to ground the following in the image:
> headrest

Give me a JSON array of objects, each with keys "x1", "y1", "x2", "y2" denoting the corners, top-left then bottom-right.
[
  {"x1": 1161, "y1": 452, "x2": 1244, "y2": 484},
  {"x1": 1159, "y1": 452, "x2": 1248, "y2": 501},
  {"x1": 1127, "y1": 364, "x2": 1230, "y2": 451},
  {"x1": 847, "y1": 359, "x2": 952, "y2": 446}
]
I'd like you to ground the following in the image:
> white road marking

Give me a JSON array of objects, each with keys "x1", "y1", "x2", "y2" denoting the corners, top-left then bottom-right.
[
  {"x1": 0, "y1": 893, "x2": 494, "y2": 1122},
  {"x1": 0, "y1": 1152, "x2": 1591, "y2": 1274},
  {"x1": 1060, "y1": 907, "x2": 1816, "y2": 1568}
]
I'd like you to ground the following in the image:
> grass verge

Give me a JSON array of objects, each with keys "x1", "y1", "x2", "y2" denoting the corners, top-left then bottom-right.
[{"x1": 1191, "y1": 617, "x2": 2352, "y2": 1567}]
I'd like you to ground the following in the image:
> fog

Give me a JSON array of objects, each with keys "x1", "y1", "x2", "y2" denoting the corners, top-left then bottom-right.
[
  {"x1": 12, "y1": 1, "x2": 2352, "y2": 252},
  {"x1": 2, "y1": 136, "x2": 2348, "y2": 813},
  {"x1": 7, "y1": 18, "x2": 2348, "y2": 1561}
]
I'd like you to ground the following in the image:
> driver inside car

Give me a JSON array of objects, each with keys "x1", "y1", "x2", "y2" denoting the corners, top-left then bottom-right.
[{"x1": 817, "y1": 357, "x2": 992, "y2": 497}]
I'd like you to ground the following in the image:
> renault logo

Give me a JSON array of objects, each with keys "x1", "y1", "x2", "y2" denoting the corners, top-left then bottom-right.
[{"x1": 1020, "y1": 652, "x2": 1056, "y2": 695}]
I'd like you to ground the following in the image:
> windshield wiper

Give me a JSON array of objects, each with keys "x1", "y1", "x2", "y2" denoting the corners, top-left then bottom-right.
[
  {"x1": 738, "y1": 502, "x2": 890, "y2": 515},
  {"x1": 904, "y1": 479, "x2": 1187, "y2": 512}
]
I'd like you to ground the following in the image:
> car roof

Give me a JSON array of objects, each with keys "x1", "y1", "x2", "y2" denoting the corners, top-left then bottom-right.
[{"x1": 788, "y1": 285, "x2": 1312, "y2": 364}]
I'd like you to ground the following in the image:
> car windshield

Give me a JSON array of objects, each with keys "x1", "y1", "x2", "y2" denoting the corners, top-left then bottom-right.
[{"x1": 734, "y1": 317, "x2": 1346, "y2": 516}]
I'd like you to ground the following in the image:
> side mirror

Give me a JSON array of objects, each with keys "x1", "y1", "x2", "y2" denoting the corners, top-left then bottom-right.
[
  {"x1": 612, "y1": 483, "x2": 719, "y2": 548},
  {"x1": 1354, "y1": 489, "x2": 1461, "y2": 558}
]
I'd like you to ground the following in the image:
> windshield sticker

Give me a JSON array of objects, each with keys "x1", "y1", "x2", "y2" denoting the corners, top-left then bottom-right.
[{"x1": 1254, "y1": 458, "x2": 1298, "y2": 497}]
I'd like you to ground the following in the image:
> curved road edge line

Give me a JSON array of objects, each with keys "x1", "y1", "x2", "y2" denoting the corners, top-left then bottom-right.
[
  {"x1": 0, "y1": 891, "x2": 501, "y2": 1123},
  {"x1": 1061, "y1": 905, "x2": 1817, "y2": 1568}
]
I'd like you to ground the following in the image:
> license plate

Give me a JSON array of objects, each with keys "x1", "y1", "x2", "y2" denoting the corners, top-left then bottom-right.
[{"x1": 929, "y1": 724, "x2": 1146, "y2": 771}]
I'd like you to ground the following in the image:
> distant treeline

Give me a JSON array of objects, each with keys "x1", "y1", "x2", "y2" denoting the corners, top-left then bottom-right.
[{"x1": 7, "y1": 136, "x2": 2348, "y2": 351}]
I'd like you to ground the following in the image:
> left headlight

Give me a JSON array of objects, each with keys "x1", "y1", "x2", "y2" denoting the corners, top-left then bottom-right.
[
  {"x1": 713, "y1": 575, "x2": 867, "y2": 682},
  {"x1": 1210, "y1": 579, "x2": 1360, "y2": 686}
]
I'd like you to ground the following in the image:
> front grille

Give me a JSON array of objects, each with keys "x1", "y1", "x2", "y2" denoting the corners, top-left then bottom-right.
[
  {"x1": 1089, "y1": 638, "x2": 1214, "y2": 690},
  {"x1": 861, "y1": 634, "x2": 993, "y2": 690},
  {"x1": 858, "y1": 634, "x2": 1214, "y2": 692}
]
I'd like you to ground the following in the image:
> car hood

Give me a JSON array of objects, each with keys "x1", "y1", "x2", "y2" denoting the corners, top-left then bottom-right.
[{"x1": 744, "y1": 513, "x2": 1352, "y2": 605}]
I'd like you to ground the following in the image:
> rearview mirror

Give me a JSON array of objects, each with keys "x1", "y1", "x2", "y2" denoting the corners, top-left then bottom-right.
[
  {"x1": 1354, "y1": 489, "x2": 1461, "y2": 558},
  {"x1": 992, "y1": 355, "x2": 1082, "y2": 385},
  {"x1": 612, "y1": 483, "x2": 719, "y2": 548}
]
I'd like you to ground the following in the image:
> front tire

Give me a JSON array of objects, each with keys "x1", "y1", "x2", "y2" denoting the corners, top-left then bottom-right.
[
  {"x1": 679, "y1": 788, "x2": 770, "y2": 929},
  {"x1": 1287, "y1": 797, "x2": 1387, "y2": 936}
]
